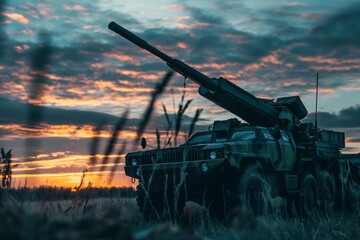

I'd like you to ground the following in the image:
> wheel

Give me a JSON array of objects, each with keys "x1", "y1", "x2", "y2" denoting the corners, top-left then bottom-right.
[
  {"x1": 220, "y1": 168, "x2": 270, "y2": 219},
  {"x1": 347, "y1": 180, "x2": 360, "y2": 211},
  {"x1": 136, "y1": 182, "x2": 185, "y2": 222},
  {"x1": 319, "y1": 171, "x2": 336, "y2": 215},
  {"x1": 299, "y1": 173, "x2": 319, "y2": 217},
  {"x1": 240, "y1": 171, "x2": 270, "y2": 216},
  {"x1": 136, "y1": 183, "x2": 161, "y2": 221}
]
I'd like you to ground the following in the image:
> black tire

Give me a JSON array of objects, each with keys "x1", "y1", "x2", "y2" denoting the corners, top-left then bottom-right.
[
  {"x1": 136, "y1": 182, "x2": 185, "y2": 222},
  {"x1": 319, "y1": 171, "x2": 336, "y2": 215},
  {"x1": 347, "y1": 180, "x2": 360, "y2": 211},
  {"x1": 240, "y1": 172, "x2": 270, "y2": 216},
  {"x1": 207, "y1": 170, "x2": 270, "y2": 223},
  {"x1": 299, "y1": 173, "x2": 319, "y2": 217},
  {"x1": 136, "y1": 183, "x2": 161, "y2": 221}
]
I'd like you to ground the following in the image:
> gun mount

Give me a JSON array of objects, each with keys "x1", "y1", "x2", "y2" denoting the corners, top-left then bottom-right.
[{"x1": 108, "y1": 22, "x2": 307, "y2": 131}]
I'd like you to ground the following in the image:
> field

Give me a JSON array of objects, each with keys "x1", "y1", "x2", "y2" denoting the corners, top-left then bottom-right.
[{"x1": 1, "y1": 187, "x2": 360, "y2": 240}]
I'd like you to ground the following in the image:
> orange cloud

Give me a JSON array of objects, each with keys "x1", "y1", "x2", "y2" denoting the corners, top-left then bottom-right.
[
  {"x1": 306, "y1": 88, "x2": 335, "y2": 94},
  {"x1": 299, "y1": 56, "x2": 338, "y2": 64},
  {"x1": 176, "y1": 42, "x2": 188, "y2": 49},
  {"x1": 14, "y1": 44, "x2": 30, "y2": 53},
  {"x1": 299, "y1": 56, "x2": 360, "y2": 66},
  {"x1": 3, "y1": 12, "x2": 30, "y2": 24},
  {"x1": 160, "y1": 5, "x2": 186, "y2": 11},
  {"x1": 103, "y1": 53, "x2": 140, "y2": 65},
  {"x1": 63, "y1": 4, "x2": 88, "y2": 11},
  {"x1": 177, "y1": 23, "x2": 210, "y2": 29},
  {"x1": 0, "y1": 124, "x2": 137, "y2": 140},
  {"x1": 173, "y1": 16, "x2": 191, "y2": 22},
  {"x1": 282, "y1": 80, "x2": 308, "y2": 87},
  {"x1": 116, "y1": 70, "x2": 164, "y2": 81},
  {"x1": 261, "y1": 54, "x2": 282, "y2": 65}
]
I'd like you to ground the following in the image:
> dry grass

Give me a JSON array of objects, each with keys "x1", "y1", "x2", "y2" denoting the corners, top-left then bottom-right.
[{"x1": 1, "y1": 189, "x2": 360, "y2": 240}]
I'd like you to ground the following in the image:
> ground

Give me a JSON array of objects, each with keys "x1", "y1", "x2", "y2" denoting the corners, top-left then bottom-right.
[{"x1": 1, "y1": 188, "x2": 360, "y2": 240}]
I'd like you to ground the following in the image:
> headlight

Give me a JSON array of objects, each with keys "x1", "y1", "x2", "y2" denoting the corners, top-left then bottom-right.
[
  {"x1": 210, "y1": 151, "x2": 217, "y2": 160},
  {"x1": 200, "y1": 162, "x2": 209, "y2": 173},
  {"x1": 131, "y1": 158, "x2": 138, "y2": 166}
]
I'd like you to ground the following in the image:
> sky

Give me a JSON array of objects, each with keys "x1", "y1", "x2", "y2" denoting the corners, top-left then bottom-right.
[{"x1": 0, "y1": 0, "x2": 359, "y2": 188}]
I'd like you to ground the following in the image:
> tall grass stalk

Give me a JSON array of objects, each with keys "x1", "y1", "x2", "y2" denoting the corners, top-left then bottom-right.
[
  {"x1": 134, "y1": 71, "x2": 174, "y2": 148},
  {"x1": 1, "y1": 148, "x2": 12, "y2": 189},
  {"x1": 100, "y1": 110, "x2": 128, "y2": 173}
]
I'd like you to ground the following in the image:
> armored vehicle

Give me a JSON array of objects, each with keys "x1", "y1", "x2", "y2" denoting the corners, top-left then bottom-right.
[{"x1": 108, "y1": 22, "x2": 360, "y2": 220}]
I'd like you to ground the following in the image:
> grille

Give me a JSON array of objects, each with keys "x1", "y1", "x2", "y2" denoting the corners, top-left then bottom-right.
[{"x1": 140, "y1": 146, "x2": 204, "y2": 164}]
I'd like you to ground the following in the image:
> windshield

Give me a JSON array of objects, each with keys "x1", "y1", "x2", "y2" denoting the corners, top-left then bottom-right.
[
  {"x1": 186, "y1": 132, "x2": 213, "y2": 144},
  {"x1": 230, "y1": 131, "x2": 256, "y2": 141}
]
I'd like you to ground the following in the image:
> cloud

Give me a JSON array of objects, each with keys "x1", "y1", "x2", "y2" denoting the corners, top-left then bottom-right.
[
  {"x1": 0, "y1": 97, "x2": 126, "y2": 126},
  {"x1": 1, "y1": 0, "x2": 358, "y2": 115},
  {"x1": 0, "y1": 97, "x2": 208, "y2": 138},
  {"x1": 0, "y1": 1, "x2": 6, "y2": 55},
  {"x1": 3, "y1": 12, "x2": 30, "y2": 24},
  {"x1": 305, "y1": 105, "x2": 360, "y2": 128},
  {"x1": 309, "y1": 3, "x2": 360, "y2": 48}
]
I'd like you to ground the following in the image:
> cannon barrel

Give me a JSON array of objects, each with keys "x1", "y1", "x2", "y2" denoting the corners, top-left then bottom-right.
[
  {"x1": 108, "y1": 21, "x2": 218, "y2": 90},
  {"x1": 108, "y1": 21, "x2": 306, "y2": 128}
]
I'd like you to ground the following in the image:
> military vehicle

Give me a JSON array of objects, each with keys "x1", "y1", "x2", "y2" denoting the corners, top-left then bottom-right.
[{"x1": 108, "y1": 21, "x2": 360, "y2": 220}]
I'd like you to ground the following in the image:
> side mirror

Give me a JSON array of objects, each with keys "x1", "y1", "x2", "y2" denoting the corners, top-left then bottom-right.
[
  {"x1": 272, "y1": 125, "x2": 281, "y2": 140},
  {"x1": 141, "y1": 137, "x2": 147, "y2": 149}
]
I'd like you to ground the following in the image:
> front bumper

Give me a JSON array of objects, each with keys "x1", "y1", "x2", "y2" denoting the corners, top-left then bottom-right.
[{"x1": 125, "y1": 158, "x2": 225, "y2": 179}]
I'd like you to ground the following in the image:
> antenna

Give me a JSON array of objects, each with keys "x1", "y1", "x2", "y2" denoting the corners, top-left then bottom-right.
[{"x1": 315, "y1": 72, "x2": 319, "y2": 138}]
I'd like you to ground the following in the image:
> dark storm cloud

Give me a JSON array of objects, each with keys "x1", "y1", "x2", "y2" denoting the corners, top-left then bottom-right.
[
  {"x1": 309, "y1": 3, "x2": 360, "y2": 48},
  {"x1": 0, "y1": 97, "x2": 125, "y2": 125},
  {"x1": 289, "y1": 4, "x2": 360, "y2": 57},
  {"x1": 104, "y1": 2, "x2": 360, "y2": 110},
  {"x1": 226, "y1": 3, "x2": 360, "y2": 96},
  {"x1": 0, "y1": 0, "x2": 6, "y2": 56},
  {"x1": 0, "y1": 97, "x2": 208, "y2": 131},
  {"x1": 185, "y1": 6, "x2": 225, "y2": 25},
  {"x1": 305, "y1": 105, "x2": 360, "y2": 128}
]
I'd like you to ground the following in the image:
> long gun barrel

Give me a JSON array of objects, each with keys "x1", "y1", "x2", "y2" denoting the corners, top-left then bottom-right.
[
  {"x1": 108, "y1": 21, "x2": 304, "y2": 127},
  {"x1": 108, "y1": 22, "x2": 218, "y2": 90}
]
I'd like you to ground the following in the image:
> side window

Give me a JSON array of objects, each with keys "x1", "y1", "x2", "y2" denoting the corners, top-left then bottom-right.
[
  {"x1": 281, "y1": 133, "x2": 290, "y2": 142},
  {"x1": 230, "y1": 131, "x2": 256, "y2": 141},
  {"x1": 187, "y1": 133, "x2": 212, "y2": 144},
  {"x1": 215, "y1": 132, "x2": 228, "y2": 143},
  {"x1": 262, "y1": 130, "x2": 274, "y2": 140}
]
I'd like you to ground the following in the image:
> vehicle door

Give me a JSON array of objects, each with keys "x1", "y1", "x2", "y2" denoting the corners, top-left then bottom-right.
[
  {"x1": 262, "y1": 129, "x2": 282, "y2": 170},
  {"x1": 279, "y1": 132, "x2": 296, "y2": 170}
]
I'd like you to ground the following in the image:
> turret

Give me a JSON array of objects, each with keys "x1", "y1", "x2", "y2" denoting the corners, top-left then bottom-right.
[{"x1": 108, "y1": 22, "x2": 308, "y2": 131}]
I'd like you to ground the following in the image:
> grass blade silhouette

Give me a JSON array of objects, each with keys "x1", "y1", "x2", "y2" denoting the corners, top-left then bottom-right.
[
  {"x1": 156, "y1": 128, "x2": 160, "y2": 149},
  {"x1": 188, "y1": 108, "x2": 203, "y2": 140},
  {"x1": 25, "y1": 33, "x2": 52, "y2": 160},
  {"x1": 1, "y1": 148, "x2": 12, "y2": 189},
  {"x1": 174, "y1": 98, "x2": 193, "y2": 146},
  {"x1": 89, "y1": 121, "x2": 106, "y2": 166},
  {"x1": 134, "y1": 71, "x2": 174, "y2": 148},
  {"x1": 108, "y1": 141, "x2": 127, "y2": 184},
  {"x1": 100, "y1": 110, "x2": 129, "y2": 173},
  {"x1": 162, "y1": 103, "x2": 173, "y2": 148}
]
